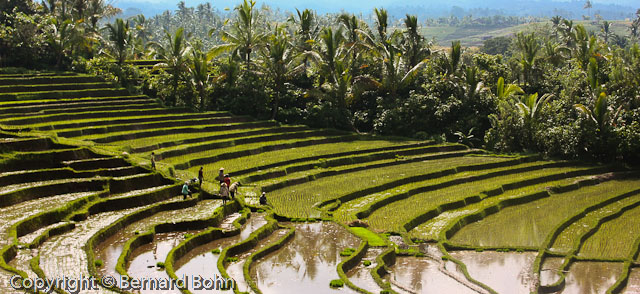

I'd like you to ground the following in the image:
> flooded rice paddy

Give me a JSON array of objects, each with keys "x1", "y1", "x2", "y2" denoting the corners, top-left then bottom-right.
[{"x1": 250, "y1": 222, "x2": 360, "y2": 294}]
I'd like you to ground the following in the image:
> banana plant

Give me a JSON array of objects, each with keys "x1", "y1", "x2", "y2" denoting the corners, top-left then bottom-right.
[{"x1": 495, "y1": 77, "x2": 524, "y2": 100}]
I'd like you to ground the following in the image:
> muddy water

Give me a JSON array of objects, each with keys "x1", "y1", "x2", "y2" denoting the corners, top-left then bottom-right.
[
  {"x1": 219, "y1": 212, "x2": 242, "y2": 231},
  {"x1": 109, "y1": 185, "x2": 173, "y2": 198},
  {"x1": 561, "y1": 262, "x2": 622, "y2": 294},
  {"x1": 94, "y1": 199, "x2": 223, "y2": 279},
  {"x1": 0, "y1": 191, "x2": 97, "y2": 248},
  {"x1": 450, "y1": 251, "x2": 537, "y2": 294},
  {"x1": 227, "y1": 228, "x2": 289, "y2": 293},
  {"x1": 389, "y1": 256, "x2": 477, "y2": 294},
  {"x1": 250, "y1": 222, "x2": 361, "y2": 294},
  {"x1": 0, "y1": 178, "x2": 86, "y2": 194},
  {"x1": 38, "y1": 207, "x2": 147, "y2": 294},
  {"x1": 174, "y1": 213, "x2": 267, "y2": 293},
  {"x1": 540, "y1": 257, "x2": 565, "y2": 287},
  {"x1": 623, "y1": 268, "x2": 640, "y2": 293},
  {"x1": 345, "y1": 247, "x2": 384, "y2": 293},
  {"x1": 127, "y1": 231, "x2": 201, "y2": 294}
]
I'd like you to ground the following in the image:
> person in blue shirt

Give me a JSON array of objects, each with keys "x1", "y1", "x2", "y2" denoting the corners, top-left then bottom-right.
[{"x1": 182, "y1": 181, "x2": 191, "y2": 200}]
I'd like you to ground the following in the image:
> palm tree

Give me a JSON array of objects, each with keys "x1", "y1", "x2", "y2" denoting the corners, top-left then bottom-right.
[
  {"x1": 338, "y1": 13, "x2": 365, "y2": 75},
  {"x1": 260, "y1": 27, "x2": 303, "y2": 119},
  {"x1": 102, "y1": 18, "x2": 132, "y2": 65},
  {"x1": 289, "y1": 8, "x2": 320, "y2": 53},
  {"x1": 599, "y1": 21, "x2": 613, "y2": 44},
  {"x1": 446, "y1": 40, "x2": 462, "y2": 75},
  {"x1": 45, "y1": 17, "x2": 80, "y2": 69},
  {"x1": 543, "y1": 40, "x2": 571, "y2": 67},
  {"x1": 572, "y1": 25, "x2": 600, "y2": 69},
  {"x1": 210, "y1": 0, "x2": 266, "y2": 72},
  {"x1": 188, "y1": 44, "x2": 211, "y2": 111},
  {"x1": 583, "y1": 0, "x2": 592, "y2": 20},
  {"x1": 150, "y1": 27, "x2": 192, "y2": 107},
  {"x1": 373, "y1": 8, "x2": 389, "y2": 43},
  {"x1": 288, "y1": 8, "x2": 320, "y2": 75},
  {"x1": 307, "y1": 27, "x2": 358, "y2": 132},
  {"x1": 515, "y1": 32, "x2": 540, "y2": 86},
  {"x1": 356, "y1": 18, "x2": 427, "y2": 99},
  {"x1": 550, "y1": 16, "x2": 563, "y2": 40},
  {"x1": 402, "y1": 14, "x2": 431, "y2": 71}
]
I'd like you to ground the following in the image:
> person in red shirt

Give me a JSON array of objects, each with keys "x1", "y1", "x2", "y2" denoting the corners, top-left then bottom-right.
[{"x1": 223, "y1": 174, "x2": 231, "y2": 188}]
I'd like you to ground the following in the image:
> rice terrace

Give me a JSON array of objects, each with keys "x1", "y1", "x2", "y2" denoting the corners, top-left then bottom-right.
[{"x1": 2, "y1": 0, "x2": 640, "y2": 293}]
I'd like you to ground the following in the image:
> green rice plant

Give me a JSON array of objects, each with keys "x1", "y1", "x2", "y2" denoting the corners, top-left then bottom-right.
[
  {"x1": 348, "y1": 227, "x2": 387, "y2": 247},
  {"x1": 340, "y1": 248, "x2": 356, "y2": 256},
  {"x1": 94, "y1": 259, "x2": 103, "y2": 267},
  {"x1": 118, "y1": 126, "x2": 282, "y2": 149},
  {"x1": 270, "y1": 155, "x2": 511, "y2": 218},
  {"x1": 246, "y1": 145, "x2": 466, "y2": 189},
  {"x1": 211, "y1": 248, "x2": 221, "y2": 254},
  {"x1": 76, "y1": 120, "x2": 259, "y2": 142},
  {"x1": 363, "y1": 260, "x2": 372, "y2": 266},
  {"x1": 11, "y1": 111, "x2": 215, "y2": 131},
  {"x1": 550, "y1": 182, "x2": 640, "y2": 255},
  {"x1": 329, "y1": 279, "x2": 344, "y2": 288},
  {"x1": 162, "y1": 133, "x2": 344, "y2": 165},
  {"x1": 364, "y1": 163, "x2": 589, "y2": 233},
  {"x1": 156, "y1": 262, "x2": 165, "y2": 268},
  {"x1": 579, "y1": 202, "x2": 640, "y2": 259},
  {"x1": 437, "y1": 173, "x2": 626, "y2": 247},
  {"x1": 202, "y1": 139, "x2": 422, "y2": 177}
]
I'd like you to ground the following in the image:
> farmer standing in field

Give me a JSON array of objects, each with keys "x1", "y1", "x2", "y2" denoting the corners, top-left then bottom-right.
[
  {"x1": 229, "y1": 182, "x2": 239, "y2": 198},
  {"x1": 220, "y1": 182, "x2": 230, "y2": 204},
  {"x1": 223, "y1": 174, "x2": 231, "y2": 188},
  {"x1": 151, "y1": 152, "x2": 156, "y2": 170},
  {"x1": 217, "y1": 168, "x2": 225, "y2": 183},
  {"x1": 182, "y1": 181, "x2": 191, "y2": 200},
  {"x1": 198, "y1": 166, "x2": 204, "y2": 187}
]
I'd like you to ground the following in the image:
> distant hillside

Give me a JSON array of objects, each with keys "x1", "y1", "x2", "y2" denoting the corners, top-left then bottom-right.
[
  {"x1": 112, "y1": 0, "x2": 636, "y2": 21},
  {"x1": 422, "y1": 20, "x2": 632, "y2": 47}
]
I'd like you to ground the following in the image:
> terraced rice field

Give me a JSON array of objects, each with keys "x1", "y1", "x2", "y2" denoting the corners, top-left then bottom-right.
[{"x1": 1, "y1": 70, "x2": 639, "y2": 294}]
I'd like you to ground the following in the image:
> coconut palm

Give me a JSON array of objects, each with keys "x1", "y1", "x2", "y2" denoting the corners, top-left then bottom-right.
[
  {"x1": 599, "y1": 21, "x2": 613, "y2": 44},
  {"x1": 150, "y1": 27, "x2": 192, "y2": 107},
  {"x1": 306, "y1": 27, "x2": 358, "y2": 132},
  {"x1": 102, "y1": 18, "x2": 132, "y2": 65},
  {"x1": 188, "y1": 44, "x2": 211, "y2": 111},
  {"x1": 210, "y1": 0, "x2": 266, "y2": 72},
  {"x1": 402, "y1": 14, "x2": 431, "y2": 71},
  {"x1": 515, "y1": 32, "x2": 540, "y2": 87},
  {"x1": 260, "y1": 27, "x2": 304, "y2": 119},
  {"x1": 45, "y1": 17, "x2": 80, "y2": 69}
]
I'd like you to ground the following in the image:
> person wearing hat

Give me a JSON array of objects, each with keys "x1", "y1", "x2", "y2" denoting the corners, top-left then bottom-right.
[
  {"x1": 182, "y1": 181, "x2": 191, "y2": 200},
  {"x1": 220, "y1": 182, "x2": 230, "y2": 204},
  {"x1": 151, "y1": 152, "x2": 156, "y2": 170},
  {"x1": 259, "y1": 192, "x2": 267, "y2": 205}
]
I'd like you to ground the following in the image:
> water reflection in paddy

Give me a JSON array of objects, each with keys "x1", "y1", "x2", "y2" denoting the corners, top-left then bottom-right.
[{"x1": 251, "y1": 222, "x2": 360, "y2": 294}]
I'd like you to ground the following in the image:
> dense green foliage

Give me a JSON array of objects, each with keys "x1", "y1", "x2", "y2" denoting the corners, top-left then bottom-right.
[{"x1": 2, "y1": 0, "x2": 640, "y2": 163}]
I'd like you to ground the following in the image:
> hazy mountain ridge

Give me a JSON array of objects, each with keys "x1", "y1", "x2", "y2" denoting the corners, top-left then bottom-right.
[{"x1": 113, "y1": 0, "x2": 636, "y2": 20}]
